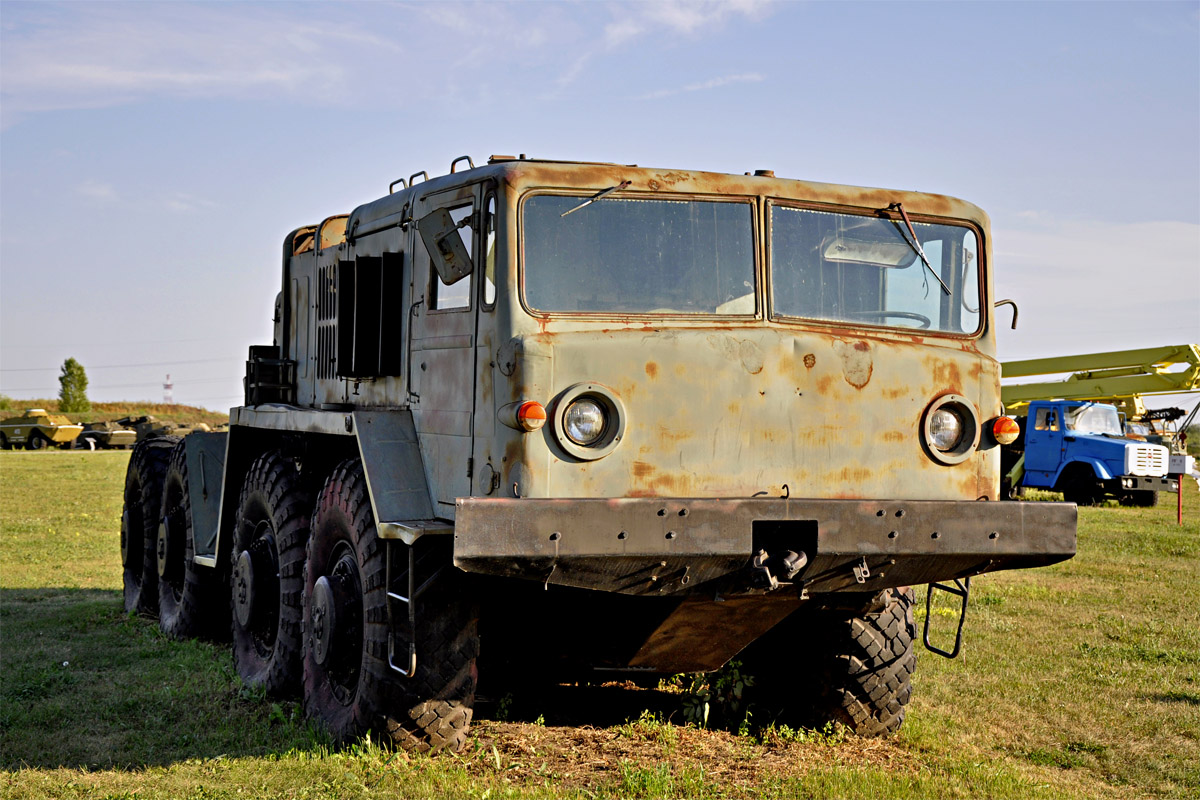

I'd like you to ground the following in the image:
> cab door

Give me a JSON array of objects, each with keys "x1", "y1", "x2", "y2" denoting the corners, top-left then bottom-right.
[
  {"x1": 1025, "y1": 405, "x2": 1064, "y2": 474},
  {"x1": 408, "y1": 183, "x2": 482, "y2": 517}
]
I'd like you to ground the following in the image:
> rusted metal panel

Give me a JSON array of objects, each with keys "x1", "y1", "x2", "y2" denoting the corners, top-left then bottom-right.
[
  {"x1": 353, "y1": 409, "x2": 435, "y2": 527},
  {"x1": 454, "y1": 497, "x2": 1076, "y2": 595}
]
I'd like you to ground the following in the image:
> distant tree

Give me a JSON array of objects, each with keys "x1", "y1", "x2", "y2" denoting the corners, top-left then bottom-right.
[{"x1": 58, "y1": 358, "x2": 91, "y2": 414}]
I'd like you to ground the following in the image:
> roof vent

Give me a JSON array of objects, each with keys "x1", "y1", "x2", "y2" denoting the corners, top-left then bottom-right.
[{"x1": 754, "y1": 169, "x2": 775, "y2": 178}]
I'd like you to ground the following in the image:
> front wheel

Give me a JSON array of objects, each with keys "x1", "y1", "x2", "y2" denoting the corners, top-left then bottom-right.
[
  {"x1": 301, "y1": 459, "x2": 479, "y2": 752},
  {"x1": 746, "y1": 588, "x2": 917, "y2": 736},
  {"x1": 26, "y1": 431, "x2": 48, "y2": 450}
]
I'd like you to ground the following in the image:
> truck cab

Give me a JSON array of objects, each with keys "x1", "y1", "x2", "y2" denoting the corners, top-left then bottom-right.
[{"x1": 1016, "y1": 400, "x2": 1175, "y2": 505}]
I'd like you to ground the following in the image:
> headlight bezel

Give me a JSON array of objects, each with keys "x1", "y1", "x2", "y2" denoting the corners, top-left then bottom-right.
[
  {"x1": 552, "y1": 383, "x2": 625, "y2": 460},
  {"x1": 921, "y1": 394, "x2": 980, "y2": 465}
]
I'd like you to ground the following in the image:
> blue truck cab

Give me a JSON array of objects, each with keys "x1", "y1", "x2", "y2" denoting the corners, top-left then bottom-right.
[{"x1": 1008, "y1": 400, "x2": 1176, "y2": 506}]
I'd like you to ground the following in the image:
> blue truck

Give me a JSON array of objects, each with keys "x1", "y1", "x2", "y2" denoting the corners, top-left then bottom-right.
[{"x1": 1002, "y1": 400, "x2": 1178, "y2": 506}]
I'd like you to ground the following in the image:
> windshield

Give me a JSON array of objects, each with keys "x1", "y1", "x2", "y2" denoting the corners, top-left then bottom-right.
[
  {"x1": 1065, "y1": 405, "x2": 1123, "y2": 435},
  {"x1": 770, "y1": 206, "x2": 981, "y2": 333},
  {"x1": 523, "y1": 195, "x2": 756, "y2": 314}
]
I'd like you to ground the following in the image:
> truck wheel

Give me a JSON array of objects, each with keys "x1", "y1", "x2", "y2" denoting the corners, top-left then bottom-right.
[
  {"x1": 383, "y1": 538, "x2": 479, "y2": 754},
  {"x1": 158, "y1": 442, "x2": 224, "y2": 639},
  {"x1": 231, "y1": 450, "x2": 311, "y2": 696},
  {"x1": 1065, "y1": 465, "x2": 1099, "y2": 503},
  {"x1": 1120, "y1": 491, "x2": 1158, "y2": 508},
  {"x1": 748, "y1": 588, "x2": 916, "y2": 737},
  {"x1": 302, "y1": 459, "x2": 479, "y2": 751},
  {"x1": 0, "y1": 432, "x2": 9, "y2": 450},
  {"x1": 121, "y1": 436, "x2": 180, "y2": 614},
  {"x1": 26, "y1": 431, "x2": 48, "y2": 450}
]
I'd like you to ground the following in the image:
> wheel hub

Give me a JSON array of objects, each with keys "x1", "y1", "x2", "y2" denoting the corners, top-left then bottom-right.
[
  {"x1": 156, "y1": 519, "x2": 172, "y2": 579},
  {"x1": 233, "y1": 549, "x2": 257, "y2": 628},
  {"x1": 311, "y1": 576, "x2": 338, "y2": 667}
]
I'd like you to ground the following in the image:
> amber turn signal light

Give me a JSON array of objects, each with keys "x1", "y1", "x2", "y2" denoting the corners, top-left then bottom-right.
[
  {"x1": 991, "y1": 416, "x2": 1020, "y2": 445},
  {"x1": 516, "y1": 400, "x2": 547, "y2": 432}
]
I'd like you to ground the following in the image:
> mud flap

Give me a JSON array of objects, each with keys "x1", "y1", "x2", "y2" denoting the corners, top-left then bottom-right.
[{"x1": 922, "y1": 576, "x2": 970, "y2": 659}]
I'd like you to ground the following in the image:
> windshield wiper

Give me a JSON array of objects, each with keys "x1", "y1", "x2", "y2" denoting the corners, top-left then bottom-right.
[
  {"x1": 561, "y1": 180, "x2": 632, "y2": 218},
  {"x1": 887, "y1": 203, "x2": 950, "y2": 295}
]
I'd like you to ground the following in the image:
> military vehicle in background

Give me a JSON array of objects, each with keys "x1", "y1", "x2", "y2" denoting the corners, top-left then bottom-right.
[
  {"x1": 0, "y1": 409, "x2": 83, "y2": 450},
  {"x1": 117, "y1": 415, "x2": 211, "y2": 442},
  {"x1": 122, "y1": 154, "x2": 1077, "y2": 754},
  {"x1": 74, "y1": 420, "x2": 139, "y2": 450}
]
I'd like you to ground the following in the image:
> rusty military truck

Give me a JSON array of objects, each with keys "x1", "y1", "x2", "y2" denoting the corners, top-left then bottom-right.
[{"x1": 122, "y1": 155, "x2": 1076, "y2": 752}]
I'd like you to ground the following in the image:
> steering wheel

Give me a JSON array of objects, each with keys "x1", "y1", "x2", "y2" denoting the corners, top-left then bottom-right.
[{"x1": 844, "y1": 310, "x2": 932, "y2": 329}]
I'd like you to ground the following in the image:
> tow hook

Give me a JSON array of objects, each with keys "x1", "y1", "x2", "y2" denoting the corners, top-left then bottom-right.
[
  {"x1": 922, "y1": 576, "x2": 971, "y2": 659},
  {"x1": 750, "y1": 548, "x2": 808, "y2": 591}
]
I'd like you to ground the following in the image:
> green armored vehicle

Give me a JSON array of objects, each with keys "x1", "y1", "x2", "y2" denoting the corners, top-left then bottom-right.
[
  {"x1": 117, "y1": 415, "x2": 211, "y2": 442},
  {"x1": 75, "y1": 420, "x2": 139, "y2": 450},
  {"x1": 122, "y1": 155, "x2": 1076, "y2": 752},
  {"x1": 0, "y1": 409, "x2": 83, "y2": 450}
]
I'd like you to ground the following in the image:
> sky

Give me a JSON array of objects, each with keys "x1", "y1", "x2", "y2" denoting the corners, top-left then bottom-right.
[{"x1": 1, "y1": 0, "x2": 1198, "y2": 414}]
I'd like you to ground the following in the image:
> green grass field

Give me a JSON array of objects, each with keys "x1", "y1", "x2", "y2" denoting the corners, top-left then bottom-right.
[{"x1": 2, "y1": 450, "x2": 1197, "y2": 799}]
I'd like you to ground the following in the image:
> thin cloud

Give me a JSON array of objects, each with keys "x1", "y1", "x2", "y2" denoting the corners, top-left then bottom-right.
[
  {"x1": 1, "y1": 4, "x2": 399, "y2": 122},
  {"x1": 75, "y1": 180, "x2": 118, "y2": 202},
  {"x1": 638, "y1": 72, "x2": 764, "y2": 101},
  {"x1": 559, "y1": 1, "x2": 773, "y2": 90}
]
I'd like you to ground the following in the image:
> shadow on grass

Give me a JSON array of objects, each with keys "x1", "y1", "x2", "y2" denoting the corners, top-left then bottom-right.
[
  {"x1": 0, "y1": 588, "x2": 326, "y2": 770},
  {"x1": 0, "y1": 588, "x2": 706, "y2": 772}
]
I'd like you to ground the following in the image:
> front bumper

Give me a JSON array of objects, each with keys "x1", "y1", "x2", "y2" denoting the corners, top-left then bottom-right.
[
  {"x1": 1110, "y1": 475, "x2": 1179, "y2": 493},
  {"x1": 454, "y1": 497, "x2": 1077, "y2": 596}
]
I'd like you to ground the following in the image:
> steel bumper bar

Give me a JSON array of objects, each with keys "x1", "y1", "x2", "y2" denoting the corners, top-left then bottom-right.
[{"x1": 453, "y1": 497, "x2": 1077, "y2": 596}]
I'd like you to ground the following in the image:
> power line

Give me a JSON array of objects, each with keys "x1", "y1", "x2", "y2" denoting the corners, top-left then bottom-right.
[{"x1": 0, "y1": 357, "x2": 236, "y2": 373}]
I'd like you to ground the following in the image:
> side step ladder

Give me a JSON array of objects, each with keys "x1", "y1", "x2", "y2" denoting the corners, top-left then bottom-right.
[{"x1": 922, "y1": 577, "x2": 970, "y2": 659}]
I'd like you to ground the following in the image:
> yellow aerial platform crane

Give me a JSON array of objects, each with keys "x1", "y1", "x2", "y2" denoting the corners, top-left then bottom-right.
[{"x1": 1001, "y1": 344, "x2": 1200, "y2": 421}]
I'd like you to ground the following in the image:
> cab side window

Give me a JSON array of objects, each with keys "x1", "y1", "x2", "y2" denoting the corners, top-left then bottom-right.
[
  {"x1": 1034, "y1": 408, "x2": 1059, "y2": 432},
  {"x1": 431, "y1": 204, "x2": 474, "y2": 310}
]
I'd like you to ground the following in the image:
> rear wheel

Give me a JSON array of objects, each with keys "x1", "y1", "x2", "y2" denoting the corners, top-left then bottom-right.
[
  {"x1": 121, "y1": 436, "x2": 180, "y2": 614},
  {"x1": 231, "y1": 450, "x2": 312, "y2": 696},
  {"x1": 158, "y1": 442, "x2": 225, "y2": 639}
]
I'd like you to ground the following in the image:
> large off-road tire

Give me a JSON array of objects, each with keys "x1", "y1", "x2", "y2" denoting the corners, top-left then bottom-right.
[
  {"x1": 158, "y1": 442, "x2": 226, "y2": 639},
  {"x1": 747, "y1": 588, "x2": 917, "y2": 737},
  {"x1": 26, "y1": 431, "x2": 48, "y2": 450},
  {"x1": 230, "y1": 450, "x2": 312, "y2": 696},
  {"x1": 302, "y1": 459, "x2": 479, "y2": 752},
  {"x1": 121, "y1": 436, "x2": 180, "y2": 614}
]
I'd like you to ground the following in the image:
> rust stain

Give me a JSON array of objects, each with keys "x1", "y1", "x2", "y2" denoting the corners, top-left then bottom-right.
[
  {"x1": 645, "y1": 362, "x2": 659, "y2": 379},
  {"x1": 817, "y1": 375, "x2": 836, "y2": 394},
  {"x1": 882, "y1": 386, "x2": 909, "y2": 400},
  {"x1": 802, "y1": 353, "x2": 816, "y2": 369},
  {"x1": 929, "y1": 360, "x2": 963, "y2": 391},
  {"x1": 882, "y1": 431, "x2": 905, "y2": 443},
  {"x1": 632, "y1": 461, "x2": 655, "y2": 479},
  {"x1": 833, "y1": 340, "x2": 873, "y2": 389}
]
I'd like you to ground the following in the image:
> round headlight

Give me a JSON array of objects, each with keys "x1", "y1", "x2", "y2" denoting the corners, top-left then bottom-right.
[
  {"x1": 929, "y1": 408, "x2": 964, "y2": 451},
  {"x1": 564, "y1": 398, "x2": 606, "y2": 445}
]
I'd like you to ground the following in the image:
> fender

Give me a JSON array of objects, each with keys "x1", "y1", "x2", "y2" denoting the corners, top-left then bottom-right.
[
  {"x1": 197, "y1": 407, "x2": 440, "y2": 569},
  {"x1": 1051, "y1": 457, "x2": 1115, "y2": 488}
]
